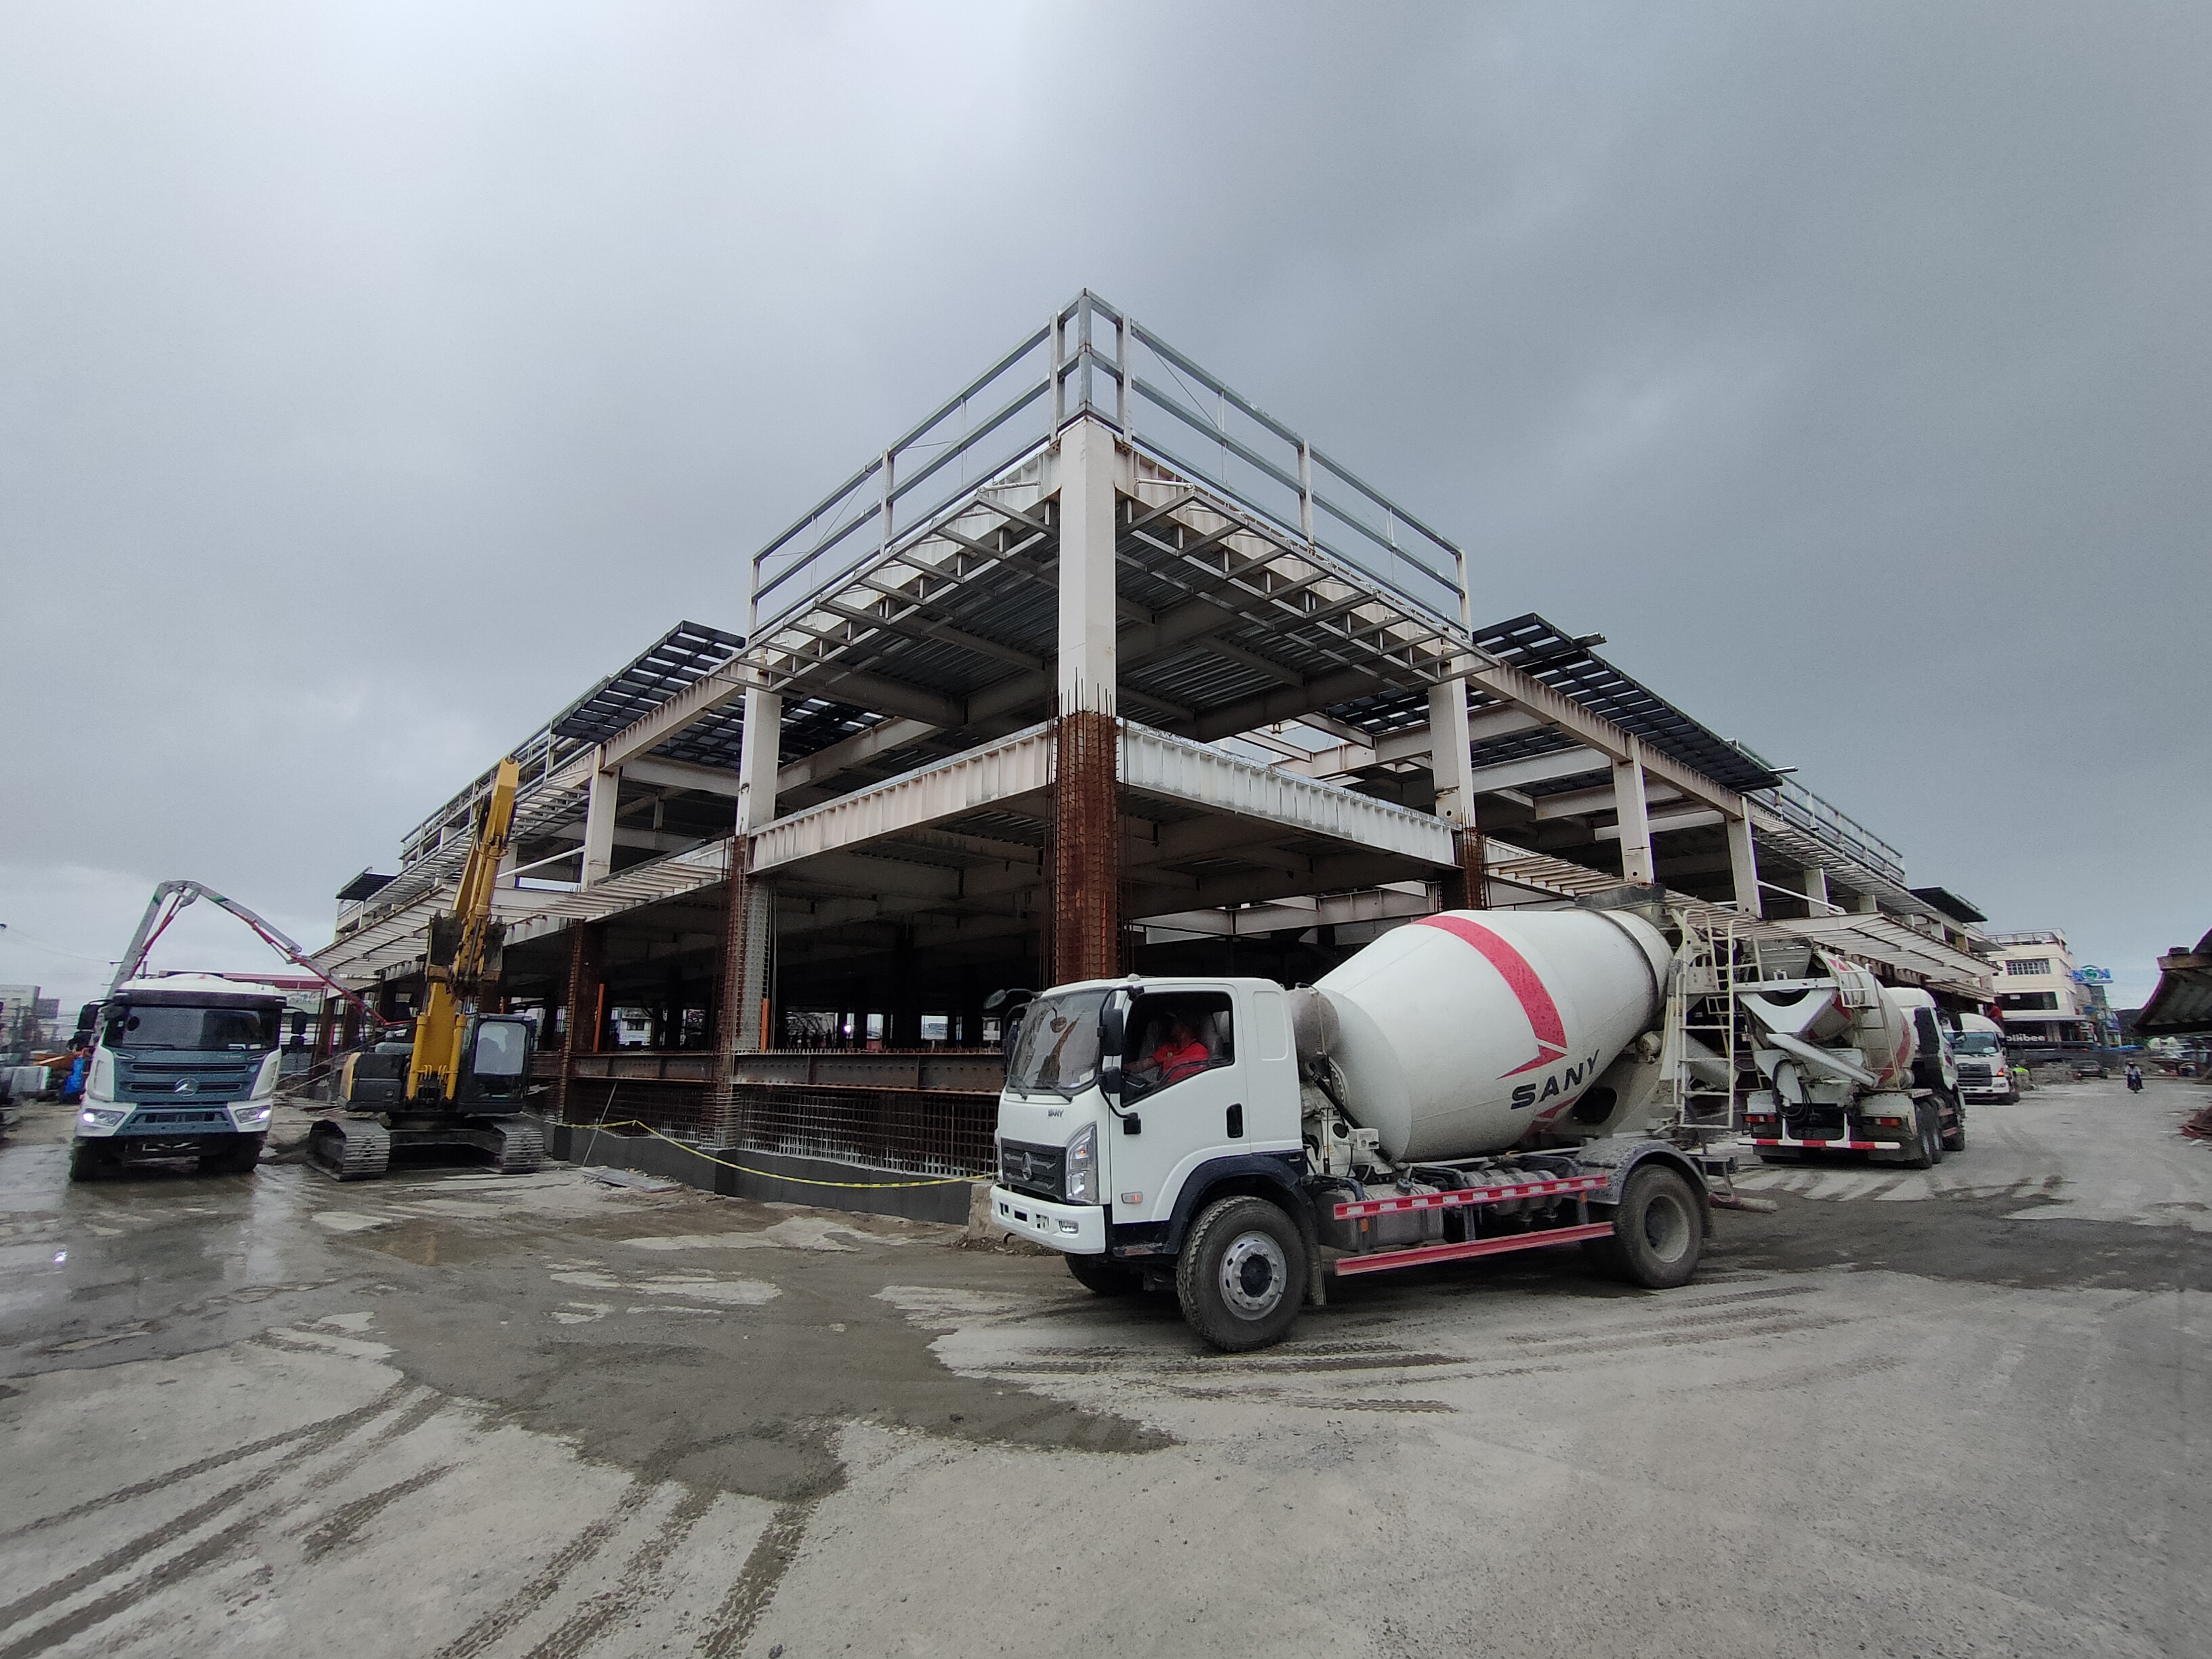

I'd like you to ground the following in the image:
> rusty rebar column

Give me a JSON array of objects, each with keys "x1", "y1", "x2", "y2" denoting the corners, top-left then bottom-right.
[
  {"x1": 1442, "y1": 825, "x2": 1490, "y2": 912},
  {"x1": 705, "y1": 842, "x2": 754, "y2": 1146},
  {"x1": 557, "y1": 921, "x2": 605, "y2": 1124},
  {"x1": 1053, "y1": 708, "x2": 1120, "y2": 985}
]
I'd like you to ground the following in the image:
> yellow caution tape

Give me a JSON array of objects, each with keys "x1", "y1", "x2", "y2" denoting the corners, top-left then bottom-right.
[{"x1": 569, "y1": 1118, "x2": 979, "y2": 1189}]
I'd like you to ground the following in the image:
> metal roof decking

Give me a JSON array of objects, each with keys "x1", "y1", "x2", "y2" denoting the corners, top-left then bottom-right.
[{"x1": 1323, "y1": 613, "x2": 1784, "y2": 797}]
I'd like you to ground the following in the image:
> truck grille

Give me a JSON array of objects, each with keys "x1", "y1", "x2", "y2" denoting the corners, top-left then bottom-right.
[
  {"x1": 1957, "y1": 1062, "x2": 1992, "y2": 1084},
  {"x1": 999, "y1": 1139, "x2": 1065, "y2": 1201},
  {"x1": 119, "y1": 1061, "x2": 253, "y2": 1101}
]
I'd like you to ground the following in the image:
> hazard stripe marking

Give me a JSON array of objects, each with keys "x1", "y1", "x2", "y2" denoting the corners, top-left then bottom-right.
[
  {"x1": 1412, "y1": 914, "x2": 1569, "y2": 1076},
  {"x1": 1747, "y1": 1138, "x2": 1903, "y2": 1151},
  {"x1": 1332, "y1": 1174, "x2": 1607, "y2": 1219}
]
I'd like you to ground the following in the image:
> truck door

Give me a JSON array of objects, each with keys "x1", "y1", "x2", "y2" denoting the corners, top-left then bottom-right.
[{"x1": 1107, "y1": 988, "x2": 1248, "y2": 1227}]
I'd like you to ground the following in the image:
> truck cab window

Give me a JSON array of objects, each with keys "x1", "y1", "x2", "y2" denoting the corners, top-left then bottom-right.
[
  {"x1": 1122, "y1": 992, "x2": 1233, "y2": 1101},
  {"x1": 104, "y1": 1004, "x2": 281, "y2": 1051},
  {"x1": 1004, "y1": 989, "x2": 1108, "y2": 1097}
]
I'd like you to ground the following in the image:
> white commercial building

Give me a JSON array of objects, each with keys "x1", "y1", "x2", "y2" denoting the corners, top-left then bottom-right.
[{"x1": 1985, "y1": 930, "x2": 2098, "y2": 1046}]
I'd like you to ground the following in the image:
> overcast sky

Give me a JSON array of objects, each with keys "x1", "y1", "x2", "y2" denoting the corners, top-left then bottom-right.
[{"x1": 3, "y1": 2, "x2": 2205, "y2": 1013}]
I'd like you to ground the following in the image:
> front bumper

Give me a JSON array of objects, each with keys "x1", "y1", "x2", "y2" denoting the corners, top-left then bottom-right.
[
  {"x1": 77, "y1": 1104, "x2": 268, "y2": 1139},
  {"x1": 1747, "y1": 1134, "x2": 1905, "y2": 1155},
  {"x1": 989, "y1": 1187, "x2": 1107, "y2": 1254}
]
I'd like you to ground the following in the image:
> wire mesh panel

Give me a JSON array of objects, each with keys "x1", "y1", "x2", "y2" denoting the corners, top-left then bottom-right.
[{"x1": 733, "y1": 1085, "x2": 1000, "y2": 1178}]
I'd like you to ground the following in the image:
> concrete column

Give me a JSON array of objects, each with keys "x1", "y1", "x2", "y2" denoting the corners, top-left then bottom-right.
[
  {"x1": 1854, "y1": 893, "x2": 1879, "y2": 916},
  {"x1": 1052, "y1": 416, "x2": 1121, "y2": 985},
  {"x1": 1801, "y1": 863, "x2": 1830, "y2": 914},
  {"x1": 1612, "y1": 739, "x2": 1655, "y2": 886},
  {"x1": 735, "y1": 688, "x2": 783, "y2": 836},
  {"x1": 1056, "y1": 416, "x2": 1118, "y2": 718},
  {"x1": 1727, "y1": 814, "x2": 1763, "y2": 918},
  {"x1": 1426, "y1": 676, "x2": 1477, "y2": 825},
  {"x1": 556, "y1": 922, "x2": 605, "y2": 1123},
  {"x1": 581, "y1": 753, "x2": 619, "y2": 888}
]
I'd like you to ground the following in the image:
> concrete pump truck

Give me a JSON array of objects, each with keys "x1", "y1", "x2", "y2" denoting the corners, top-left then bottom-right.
[{"x1": 310, "y1": 757, "x2": 546, "y2": 1179}]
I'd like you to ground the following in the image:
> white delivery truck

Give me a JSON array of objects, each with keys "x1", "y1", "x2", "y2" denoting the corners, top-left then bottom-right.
[
  {"x1": 1948, "y1": 1012, "x2": 2018, "y2": 1104},
  {"x1": 989, "y1": 907, "x2": 1727, "y2": 1351}
]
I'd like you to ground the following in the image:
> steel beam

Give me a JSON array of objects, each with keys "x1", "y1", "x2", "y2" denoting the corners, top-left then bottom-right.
[
  {"x1": 1057, "y1": 415, "x2": 1120, "y2": 718},
  {"x1": 617, "y1": 756, "x2": 740, "y2": 798},
  {"x1": 1466, "y1": 746, "x2": 1608, "y2": 795},
  {"x1": 751, "y1": 725, "x2": 1055, "y2": 874},
  {"x1": 736, "y1": 688, "x2": 782, "y2": 837},
  {"x1": 1612, "y1": 741, "x2": 1655, "y2": 886},
  {"x1": 580, "y1": 761, "x2": 620, "y2": 888},
  {"x1": 1427, "y1": 678, "x2": 1477, "y2": 825},
  {"x1": 1729, "y1": 812, "x2": 1763, "y2": 918}
]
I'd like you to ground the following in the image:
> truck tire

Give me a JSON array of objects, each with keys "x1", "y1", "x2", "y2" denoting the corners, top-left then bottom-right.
[
  {"x1": 1176, "y1": 1195, "x2": 1308, "y2": 1352},
  {"x1": 1904, "y1": 1101, "x2": 1940, "y2": 1170},
  {"x1": 1940, "y1": 1098, "x2": 1967, "y2": 1154},
  {"x1": 1596, "y1": 1165, "x2": 1704, "y2": 1290},
  {"x1": 1066, "y1": 1254, "x2": 1143, "y2": 1296},
  {"x1": 208, "y1": 1133, "x2": 266, "y2": 1174},
  {"x1": 67, "y1": 1141, "x2": 112, "y2": 1183}
]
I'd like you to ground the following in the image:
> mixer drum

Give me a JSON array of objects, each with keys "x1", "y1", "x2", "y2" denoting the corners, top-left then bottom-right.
[{"x1": 1315, "y1": 909, "x2": 1673, "y2": 1162}]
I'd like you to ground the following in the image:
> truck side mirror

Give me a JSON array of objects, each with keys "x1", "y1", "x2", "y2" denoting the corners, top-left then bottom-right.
[{"x1": 1098, "y1": 991, "x2": 1132, "y2": 1104}]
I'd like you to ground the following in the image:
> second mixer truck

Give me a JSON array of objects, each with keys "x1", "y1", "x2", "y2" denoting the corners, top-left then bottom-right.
[{"x1": 989, "y1": 905, "x2": 1727, "y2": 1351}]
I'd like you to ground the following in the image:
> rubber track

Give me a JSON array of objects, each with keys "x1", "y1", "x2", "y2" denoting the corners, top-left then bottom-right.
[
  {"x1": 309, "y1": 1117, "x2": 392, "y2": 1181},
  {"x1": 487, "y1": 1115, "x2": 545, "y2": 1175}
]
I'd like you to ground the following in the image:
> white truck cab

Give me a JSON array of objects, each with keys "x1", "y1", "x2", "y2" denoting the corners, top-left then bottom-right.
[
  {"x1": 991, "y1": 977, "x2": 1302, "y2": 1261},
  {"x1": 1950, "y1": 1012, "x2": 2018, "y2": 1103}
]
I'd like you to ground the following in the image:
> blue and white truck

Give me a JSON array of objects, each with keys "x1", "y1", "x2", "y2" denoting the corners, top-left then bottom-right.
[{"x1": 70, "y1": 975, "x2": 289, "y2": 1180}]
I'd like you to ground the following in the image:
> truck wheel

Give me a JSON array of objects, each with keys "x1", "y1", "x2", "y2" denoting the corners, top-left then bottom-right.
[
  {"x1": 67, "y1": 1141, "x2": 112, "y2": 1183},
  {"x1": 1905, "y1": 1101, "x2": 1940, "y2": 1170},
  {"x1": 1066, "y1": 1254, "x2": 1143, "y2": 1296},
  {"x1": 208, "y1": 1134, "x2": 266, "y2": 1174},
  {"x1": 1597, "y1": 1166, "x2": 1704, "y2": 1290},
  {"x1": 1940, "y1": 1100, "x2": 1967, "y2": 1154},
  {"x1": 1176, "y1": 1195, "x2": 1307, "y2": 1352}
]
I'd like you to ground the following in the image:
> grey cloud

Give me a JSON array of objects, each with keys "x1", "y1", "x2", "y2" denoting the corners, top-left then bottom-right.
[{"x1": 2, "y1": 1, "x2": 2204, "y2": 1007}]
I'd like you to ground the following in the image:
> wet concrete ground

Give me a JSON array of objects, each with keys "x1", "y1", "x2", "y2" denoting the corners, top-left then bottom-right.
[{"x1": 2, "y1": 1080, "x2": 2207, "y2": 1658}]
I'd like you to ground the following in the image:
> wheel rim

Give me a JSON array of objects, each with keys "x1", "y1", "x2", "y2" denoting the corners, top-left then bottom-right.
[
  {"x1": 1218, "y1": 1230, "x2": 1288, "y2": 1319},
  {"x1": 1641, "y1": 1191, "x2": 1692, "y2": 1263}
]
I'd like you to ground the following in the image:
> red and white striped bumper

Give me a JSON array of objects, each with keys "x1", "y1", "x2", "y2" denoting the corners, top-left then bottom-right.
[{"x1": 1747, "y1": 1136, "x2": 1902, "y2": 1151}]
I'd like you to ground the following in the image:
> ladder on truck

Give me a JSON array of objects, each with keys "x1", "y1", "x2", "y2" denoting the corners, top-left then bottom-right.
[{"x1": 1656, "y1": 908, "x2": 1748, "y2": 1139}]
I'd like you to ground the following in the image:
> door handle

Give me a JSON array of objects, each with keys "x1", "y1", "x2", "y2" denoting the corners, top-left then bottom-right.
[{"x1": 1225, "y1": 1103, "x2": 1244, "y2": 1139}]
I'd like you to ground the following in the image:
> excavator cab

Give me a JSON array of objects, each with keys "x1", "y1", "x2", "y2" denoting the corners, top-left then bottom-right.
[{"x1": 451, "y1": 1014, "x2": 535, "y2": 1108}]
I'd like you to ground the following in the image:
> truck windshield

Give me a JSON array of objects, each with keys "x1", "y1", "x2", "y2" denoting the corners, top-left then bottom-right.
[
  {"x1": 1004, "y1": 989, "x2": 1107, "y2": 1097},
  {"x1": 1952, "y1": 1033, "x2": 2000, "y2": 1056},
  {"x1": 104, "y1": 1004, "x2": 281, "y2": 1052}
]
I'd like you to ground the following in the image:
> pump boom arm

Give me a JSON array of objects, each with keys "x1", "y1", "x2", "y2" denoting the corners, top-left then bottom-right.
[{"x1": 107, "y1": 880, "x2": 385, "y2": 1029}]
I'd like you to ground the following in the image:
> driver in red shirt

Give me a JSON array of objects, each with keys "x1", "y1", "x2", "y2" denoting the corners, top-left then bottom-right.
[{"x1": 1143, "y1": 1017, "x2": 1211, "y2": 1086}]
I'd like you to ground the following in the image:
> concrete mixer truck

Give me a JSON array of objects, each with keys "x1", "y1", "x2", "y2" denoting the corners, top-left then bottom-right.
[
  {"x1": 989, "y1": 907, "x2": 1729, "y2": 1351},
  {"x1": 1736, "y1": 944, "x2": 1966, "y2": 1167}
]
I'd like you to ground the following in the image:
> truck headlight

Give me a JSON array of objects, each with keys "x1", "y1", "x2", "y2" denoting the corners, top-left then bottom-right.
[
  {"x1": 232, "y1": 1104, "x2": 274, "y2": 1130},
  {"x1": 1064, "y1": 1122, "x2": 1097, "y2": 1205},
  {"x1": 251, "y1": 1052, "x2": 282, "y2": 1100},
  {"x1": 79, "y1": 1107, "x2": 126, "y2": 1130}
]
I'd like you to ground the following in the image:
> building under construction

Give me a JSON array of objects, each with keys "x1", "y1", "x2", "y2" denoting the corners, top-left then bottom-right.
[{"x1": 311, "y1": 293, "x2": 1994, "y2": 1212}]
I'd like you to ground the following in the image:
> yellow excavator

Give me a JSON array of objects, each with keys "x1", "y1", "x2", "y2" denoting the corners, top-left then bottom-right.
[{"x1": 310, "y1": 757, "x2": 546, "y2": 1179}]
